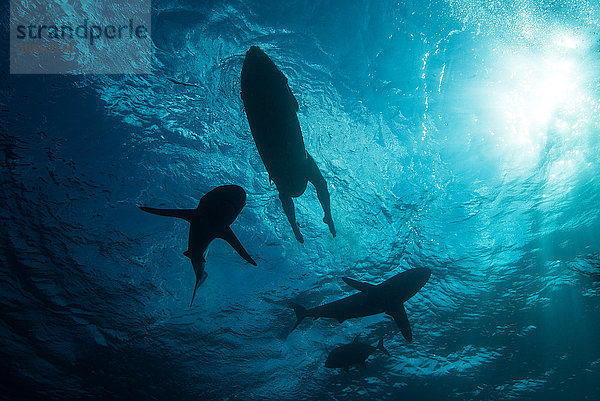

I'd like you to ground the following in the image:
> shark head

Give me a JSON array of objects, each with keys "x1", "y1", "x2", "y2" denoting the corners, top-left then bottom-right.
[
  {"x1": 198, "y1": 184, "x2": 247, "y2": 221},
  {"x1": 405, "y1": 267, "x2": 431, "y2": 287},
  {"x1": 214, "y1": 184, "x2": 247, "y2": 214},
  {"x1": 324, "y1": 348, "x2": 343, "y2": 368},
  {"x1": 386, "y1": 267, "x2": 431, "y2": 303}
]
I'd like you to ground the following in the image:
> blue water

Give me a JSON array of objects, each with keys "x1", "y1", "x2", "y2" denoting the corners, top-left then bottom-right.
[{"x1": 2, "y1": 0, "x2": 600, "y2": 400}]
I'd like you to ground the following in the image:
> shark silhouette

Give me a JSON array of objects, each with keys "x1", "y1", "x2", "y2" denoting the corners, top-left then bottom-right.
[
  {"x1": 241, "y1": 45, "x2": 335, "y2": 243},
  {"x1": 139, "y1": 185, "x2": 257, "y2": 305},
  {"x1": 291, "y1": 268, "x2": 431, "y2": 342},
  {"x1": 325, "y1": 336, "x2": 390, "y2": 371}
]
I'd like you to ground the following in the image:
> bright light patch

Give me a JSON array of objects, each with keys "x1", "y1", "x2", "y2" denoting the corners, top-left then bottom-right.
[
  {"x1": 466, "y1": 26, "x2": 599, "y2": 186},
  {"x1": 529, "y1": 58, "x2": 577, "y2": 124},
  {"x1": 491, "y1": 49, "x2": 582, "y2": 160},
  {"x1": 555, "y1": 33, "x2": 582, "y2": 49}
]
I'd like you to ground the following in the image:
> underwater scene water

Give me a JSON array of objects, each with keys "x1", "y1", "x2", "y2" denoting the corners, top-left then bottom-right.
[{"x1": 2, "y1": 0, "x2": 600, "y2": 400}]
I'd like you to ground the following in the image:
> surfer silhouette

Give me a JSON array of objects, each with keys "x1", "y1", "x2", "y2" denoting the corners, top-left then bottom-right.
[{"x1": 241, "y1": 45, "x2": 335, "y2": 243}]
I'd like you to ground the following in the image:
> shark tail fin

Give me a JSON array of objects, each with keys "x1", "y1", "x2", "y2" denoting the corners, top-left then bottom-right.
[
  {"x1": 190, "y1": 271, "x2": 208, "y2": 307},
  {"x1": 291, "y1": 303, "x2": 308, "y2": 331},
  {"x1": 139, "y1": 207, "x2": 196, "y2": 222},
  {"x1": 377, "y1": 337, "x2": 390, "y2": 356}
]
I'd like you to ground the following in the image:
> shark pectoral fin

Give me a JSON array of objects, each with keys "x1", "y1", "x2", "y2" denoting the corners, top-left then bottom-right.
[
  {"x1": 219, "y1": 227, "x2": 257, "y2": 266},
  {"x1": 377, "y1": 337, "x2": 390, "y2": 356},
  {"x1": 388, "y1": 303, "x2": 413, "y2": 343},
  {"x1": 139, "y1": 207, "x2": 196, "y2": 222},
  {"x1": 342, "y1": 277, "x2": 376, "y2": 293}
]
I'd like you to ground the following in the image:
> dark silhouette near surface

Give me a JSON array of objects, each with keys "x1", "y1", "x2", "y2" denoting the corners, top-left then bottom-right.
[
  {"x1": 139, "y1": 185, "x2": 257, "y2": 305},
  {"x1": 241, "y1": 45, "x2": 335, "y2": 243},
  {"x1": 325, "y1": 336, "x2": 390, "y2": 371},
  {"x1": 291, "y1": 268, "x2": 431, "y2": 342}
]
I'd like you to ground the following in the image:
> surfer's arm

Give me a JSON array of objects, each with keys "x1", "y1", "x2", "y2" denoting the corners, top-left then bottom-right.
[{"x1": 305, "y1": 155, "x2": 336, "y2": 237}]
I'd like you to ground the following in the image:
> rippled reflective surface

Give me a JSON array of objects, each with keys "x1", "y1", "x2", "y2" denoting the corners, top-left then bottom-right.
[{"x1": 2, "y1": 1, "x2": 600, "y2": 400}]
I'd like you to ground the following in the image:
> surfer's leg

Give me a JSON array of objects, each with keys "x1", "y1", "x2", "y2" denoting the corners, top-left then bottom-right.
[
  {"x1": 305, "y1": 154, "x2": 336, "y2": 237},
  {"x1": 279, "y1": 192, "x2": 304, "y2": 243}
]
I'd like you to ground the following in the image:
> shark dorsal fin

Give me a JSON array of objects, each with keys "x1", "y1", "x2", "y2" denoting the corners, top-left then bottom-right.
[
  {"x1": 218, "y1": 227, "x2": 257, "y2": 266},
  {"x1": 342, "y1": 277, "x2": 376, "y2": 293}
]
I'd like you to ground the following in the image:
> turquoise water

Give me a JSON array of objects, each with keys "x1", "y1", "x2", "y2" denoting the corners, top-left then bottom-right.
[{"x1": 2, "y1": 0, "x2": 600, "y2": 400}]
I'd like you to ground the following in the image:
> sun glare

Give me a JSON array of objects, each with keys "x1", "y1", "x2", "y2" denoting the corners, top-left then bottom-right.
[
  {"x1": 490, "y1": 32, "x2": 587, "y2": 165},
  {"x1": 554, "y1": 33, "x2": 583, "y2": 50}
]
